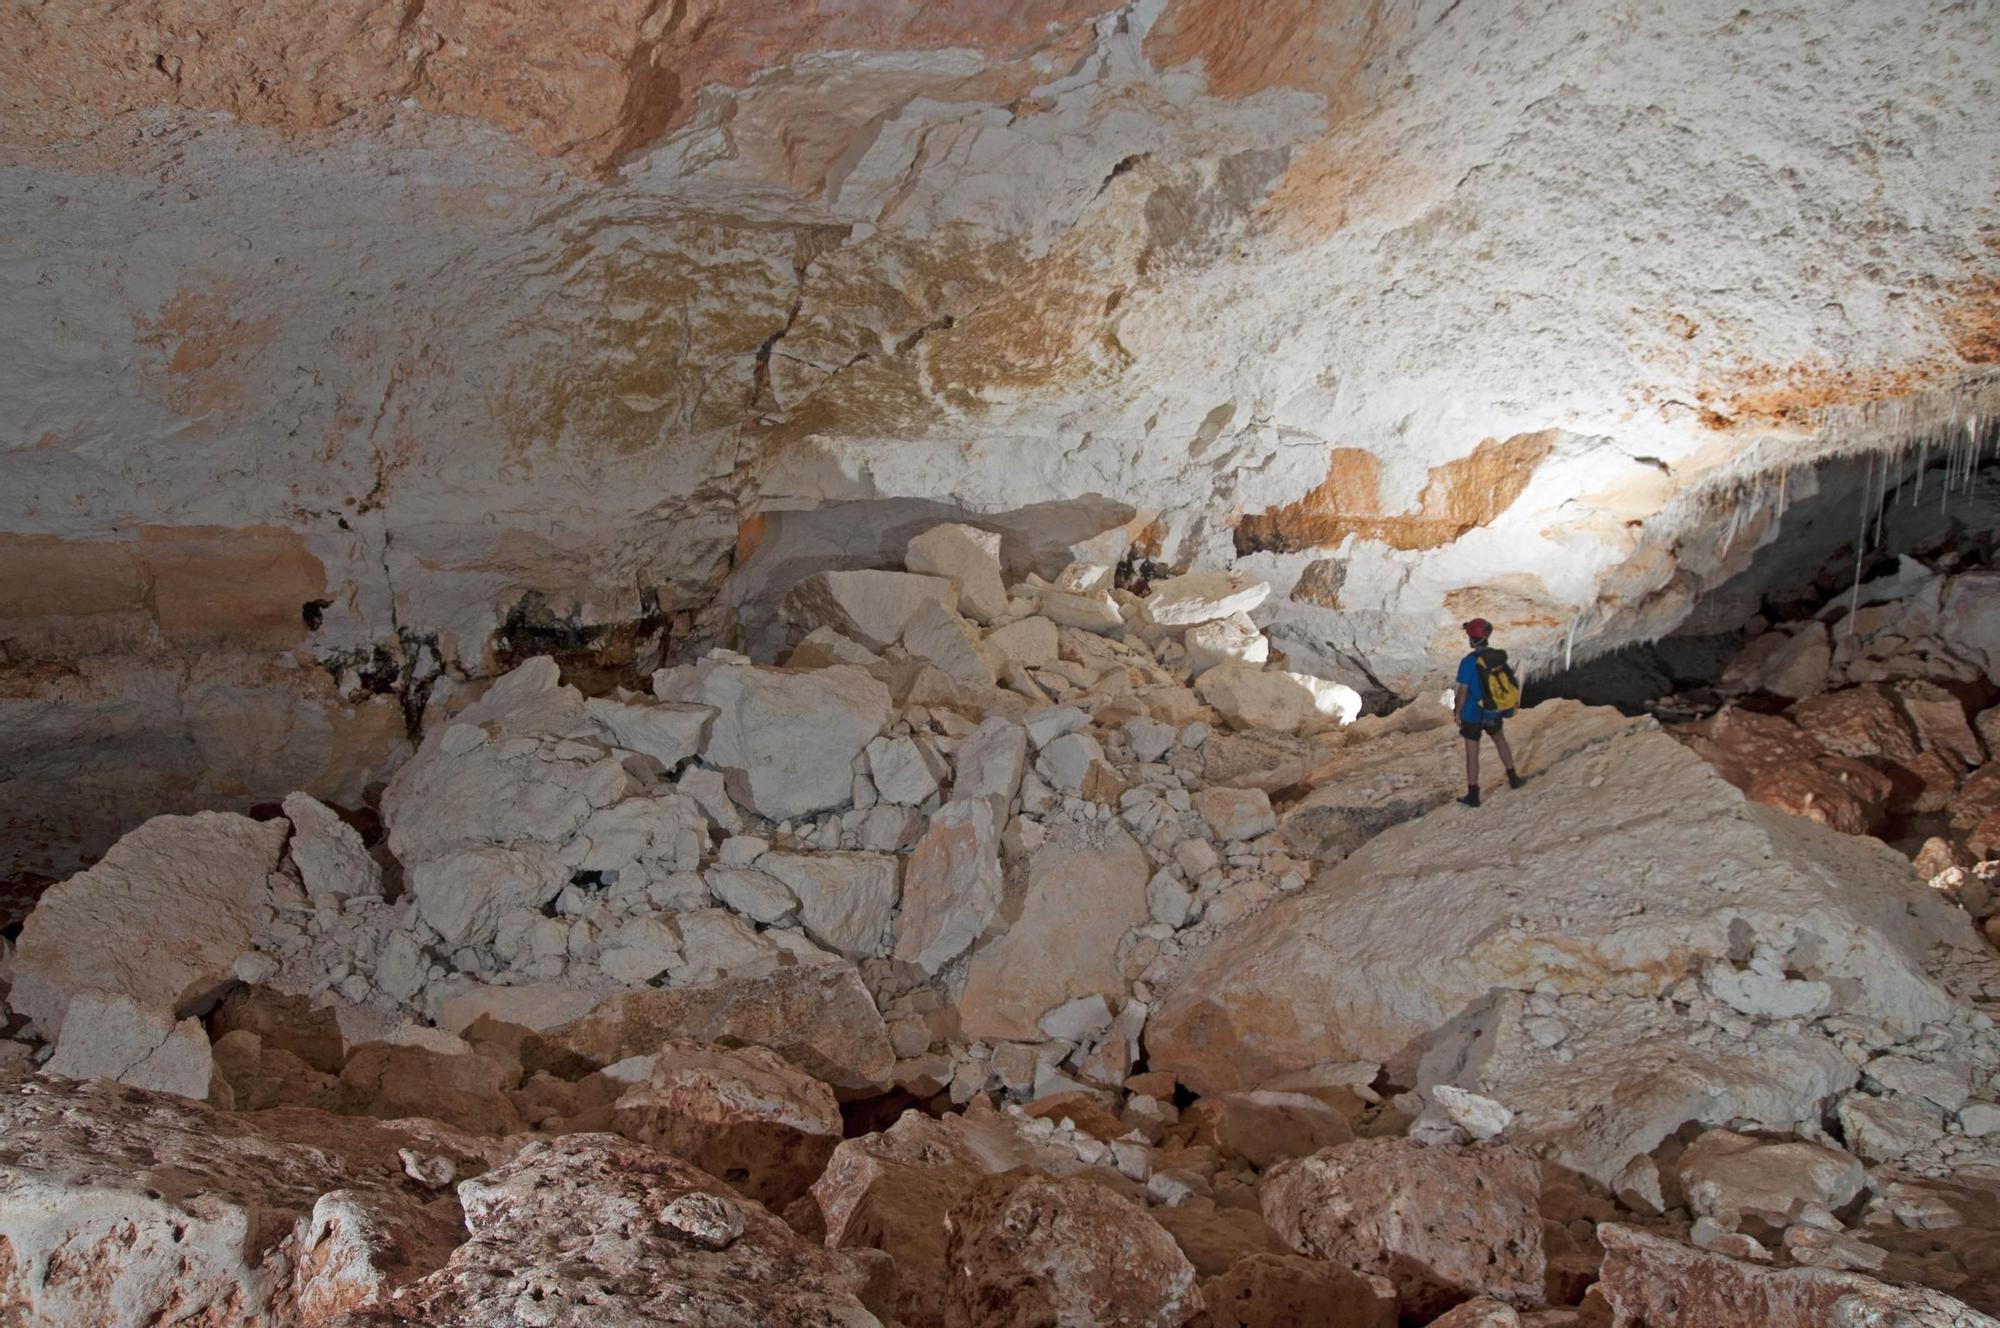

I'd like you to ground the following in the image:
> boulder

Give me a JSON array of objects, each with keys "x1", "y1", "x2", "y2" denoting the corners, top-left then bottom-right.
[
  {"x1": 43, "y1": 991, "x2": 216, "y2": 1100},
  {"x1": 1196, "y1": 665, "x2": 1361, "y2": 733},
  {"x1": 984, "y1": 615, "x2": 1060, "y2": 667},
  {"x1": 1194, "y1": 786, "x2": 1277, "y2": 841},
  {"x1": 1261, "y1": 1138, "x2": 1546, "y2": 1320},
  {"x1": 1939, "y1": 568, "x2": 2000, "y2": 684},
  {"x1": 786, "y1": 626, "x2": 883, "y2": 669},
  {"x1": 375, "y1": 1133, "x2": 881, "y2": 1324},
  {"x1": 1674, "y1": 1128, "x2": 1865, "y2": 1224},
  {"x1": 1722, "y1": 622, "x2": 1832, "y2": 698},
  {"x1": 944, "y1": 1171, "x2": 1201, "y2": 1328},
  {"x1": 608, "y1": 1040, "x2": 843, "y2": 1209},
  {"x1": 1790, "y1": 685, "x2": 1921, "y2": 763},
  {"x1": 782, "y1": 568, "x2": 958, "y2": 650},
  {"x1": 527, "y1": 963, "x2": 895, "y2": 1092},
  {"x1": 867, "y1": 733, "x2": 949, "y2": 805},
  {"x1": 959, "y1": 823, "x2": 1151, "y2": 1042},
  {"x1": 1597, "y1": 1223, "x2": 1990, "y2": 1327},
  {"x1": 409, "y1": 843, "x2": 569, "y2": 949},
  {"x1": 1040, "y1": 587, "x2": 1125, "y2": 632},
  {"x1": 901, "y1": 599, "x2": 998, "y2": 689},
  {"x1": 0, "y1": 1075, "x2": 513, "y2": 1328},
  {"x1": 906, "y1": 523, "x2": 1008, "y2": 624},
  {"x1": 952, "y1": 717, "x2": 1028, "y2": 810},
  {"x1": 707, "y1": 867, "x2": 797, "y2": 924},
  {"x1": 1145, "y1": 571, "x2": 1272, "y2": 627},
  {"x1": 1177, "y1": 1090, "x2": 1354, "y2": 1170},
  {"x1": 755, "y1": 852, "x2": 900, "y2": 959},
  {"x1": 1895, "y1": 680, "x2": 1985, "y2": 770},
  {"x1": 895, "y1": 799, "x2": 1005, "y2": 974},
  {"x1": 1184, "y1": 613, "x2": 1270, "y2": 677},
  {"x1": 12, "y1": 810, "x2": 290, "y2": 1039},
  {"x1": 677, "y1": 662, "x2": 893, "y2": 820},
  {"x1": 282, "y1": 792, "x2": 383, "y2": 905},
  {"x1": 1196, "y1": 1252, "x2": 1397, "y2": 1328},
  {"x1": 1150, "y1": 730, "x2": 1977, "y2": 1096},
  {"x1": 583, "y1": 695, "x2": 715, "y2": 767},
  {"x1": 338, "y1": 1040, "x2": 524, "y2": 1135}
]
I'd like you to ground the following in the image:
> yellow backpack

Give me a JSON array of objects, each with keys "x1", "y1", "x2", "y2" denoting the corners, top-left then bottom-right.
[{"x1": 1475, "y1": 647, "x2": 1522, "y2": 716}]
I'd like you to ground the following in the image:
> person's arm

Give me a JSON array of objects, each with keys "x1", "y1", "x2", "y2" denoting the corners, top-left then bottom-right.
[{"x1": 1454, "y1": 682, "x2": 1469, "y2": 719}]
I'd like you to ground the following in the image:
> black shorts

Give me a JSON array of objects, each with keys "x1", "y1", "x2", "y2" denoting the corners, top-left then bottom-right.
[{"x1": 1459, "y1": 716, "x2": 1504, "y2": 741}]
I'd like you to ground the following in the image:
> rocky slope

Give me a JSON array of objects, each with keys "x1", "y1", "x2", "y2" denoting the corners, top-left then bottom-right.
[
  {"x1": 4, "y1": 0, "x2": 1998, "y2": 879},
  {"x1": 3, "y1": 526, "x2": 1999, "y2": 1325}
]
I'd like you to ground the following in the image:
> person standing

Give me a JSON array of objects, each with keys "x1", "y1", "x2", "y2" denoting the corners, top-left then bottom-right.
[{"x1": 1454, "y1": 617, "x2": 1523, "y2": 807}]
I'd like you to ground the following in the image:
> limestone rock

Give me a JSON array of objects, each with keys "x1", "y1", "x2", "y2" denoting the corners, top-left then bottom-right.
[
  {"x1": 0, "y1": 1075, "x2": 513, "y2": 1328},
  {"x1": 787, "y1": 626, "x2": 882, "y2": 670},
  {"x1": 1178, "y1": 1090, "x2": 1354, "y2": 1171},
  {"x1": 43, "y1": 991, "x2": 217, "y2": 1100},
  {"x1": 1675, "y1": 1127, "x2": 1865, "y2": 1224},
  {"x1": 1145, "y1": 571, "x2": 1272, "y2": 627},
  {"x1": 1040, "y1": 587, "x2": 1124, "y2": 633},
  {"x1": 282, "y1": 791, "x2": 383, "y2": 905},
  {"x1": 583, "y1": 694, "x2": 715, "y2": 768},
  {"x1": 1196, "y1": 665, "x2": 1362, "y2": 733},
  {"x1": 1185, "y1": 613, "x2": 1270, "y2": 677},
  {"x1": 952, "y1": 717, "x2": 1028, "y2": 810},
  {"x1": 906, "y1": 523, "x2": 1008, "y2": 624},
  {"x1": 867, "y1": 732, "x2": 949, "y2": 805},
  {"x1": 755, "y1": 851, "x2": 900, "y2": 959},
  {"x1": 528, "y1": 964, "x2": 895, "y2": 1092},
  {"x1": 12, "y1": 810, "x2": 290, "y2": 1038},
  {"x1": 901, "y1": 598, "x2": 998, "y2": 690},
  {"x1": 339, "y1": 1040, "x2": 525, "y2": 1135},
  {"x1": 609, "y1": 1040, "x2": 843, "y2": 1209},
  {"x1": 783, "y1": 569, "x2": 958, "y2": 651},
  {"x1": 1597, "y1": 1223, "x2": 1991, "y2": 1327},
  {"x1": 1151, "y1": 730, "x2": 1978, "y2": 1096},
  {"x1": 1791, "y1": 685, "x2": 1922, "y2": 763},
  {"x1": 1194, "y1": 786, "x2": 1277, "y2": 841},
  {"x1": 1261, "y1": 1138, "x2": 1546, "y2": 1320},
  {"x1": 375, "y1": 1133, "x2": 880, "y2": 1323},
  {"x1": 1723, "y1": 621, "x2": 1832, "y2": 698},
  {"x1": 984, "y1": 615, "x2": 1060, "y2": 667},
  {"x1": 681, "y1": 662, "x2": 893, "y2": 820},
  {"x1": 959, "y1": 824, "x2": 1151, "y2": 1042},
  {"x1": 896, "y1": 799, "x2": 1004, "y2": 975},
  {"x1": 944, "y1": 1171, "x2": 1201, "y2": 1328},
  {"x1": 708, "y1": 867, "x2": 797, "y2": 924},
  {"x1": 409, "y1": 843, "x2": 569, "y2": 949}
]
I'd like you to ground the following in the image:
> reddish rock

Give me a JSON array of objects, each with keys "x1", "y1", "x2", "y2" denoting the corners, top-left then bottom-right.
[
  {"x1": 1791, "y1": 685, "x2": 1921, "y2": 762},
  {"x1": 1024, "y1": 1090, "x2": 1129, "y2": 1142},
  {"x1": 1427, "y1": 1298, "x2": 1524, "y2": 1327},
  {"x1": 369, "y1": 1133, "x2": 881, "y2": 1323},
  {"x1": 338, "y1": 1042, "x2": 524, "y2": 1135},
  {"x1": 1744, "y1": 756, "x2": 1893, "y2": 835},
  {"x1": 1894, "y1": 681, "x2": 1984, "y2": 770},
  {"x1": 1969, "y1": 810, "x2": 2000, "y2": 862},
  {"x1": 1596, "y1": 1223, "x2": 1987, "y2": 1326},
  {"x1": 0, "y1": 1075, "x2": 514, "y2": 1327},
  {"x1": 1153, "y1": 1202, "x2": 1290, "y2": 1278},
  {"x1": 1888, "y1": 748, "x2": 1971, "y2": 815},
  {"x1": 1261, "y1": 1139, "x2": 1546, "y2": 1320},
  {"x1": 1195, "y1": 1252, "x2": 1397, "y2": 1328},
  {"x1": 1949, "y1": 765, "x2": 2000, "y2": 834},
  {"x1": 1675, "y1": 707, "x2": 1825, "y2": 789},
  {"x1": 1176, "y1": 1090, "x2": 1355, "y2": 1171},
  {"x1": 944, "y1": 1172, "x2": 1201, "y2": 1328},
  {"x1": 608, "y1": 1040, "x2": 843, "y2": 1209}
]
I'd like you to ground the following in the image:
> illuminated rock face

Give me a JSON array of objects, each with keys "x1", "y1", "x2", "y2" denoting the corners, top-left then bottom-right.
[{"x1": 2, "y1": 0, "x2": 1997, "y2": 872}]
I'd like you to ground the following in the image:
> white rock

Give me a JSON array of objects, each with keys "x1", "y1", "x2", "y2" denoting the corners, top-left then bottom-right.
[
  {"x1": 900, "y1": 599, "x2": 997, "y2": 689},
  {"x1": 1705, "y1": 964, "x2": 1833, "y2": 1020},
  {"x1": 1675, "y1": 1128, "x2": 1865, "y2": 1224},
  {"x1": 785, "y1": 626, "x2": 881, "y2": 669},
  {"x1": 906, "y1": 523, "x2": 1008, "y2": 624},
  {"x1": 1123, "y1": 716, "x2": 1177, "y2": 764},
  {"x1": 671, "y1": 910, "x2": 783, "y2": 986},
  {"x1": 707, "y1": 869, "x2": 798, "y2": 925},
  {"x1": 1040, "y1": 588, "x2": 1123, "y2": 633},
  {"x1": 281, "y1": 793, "x2": 383, "y2": 906},
  {"x1": 584, "y1": 696, "x2": 715, "y2": 768},
  {"x1": 1036, "y1": 732, "x2": 1105, "y2": 797},
  {"x1": 867, "y1": 734, "x2": 949, "y2": 806},
  {"x1": 1196, "y1": 665, "x2": 1362, "y2": 733},
  {"x1": 1147, "y1": 871, "x2": 1193, "y2": 929},
  {"x1": 599, "y1": 918, "x2": 684, "y2": 985},
  {"x1": 1432, "y1": 1084, "x2": 1515, "y2": 1140},
  {"x1": 1039, "y1": 993, "x2": 1115, "y2": 1045},
  {"x1": 675, "y1": 766, "x2": 745, "y2": 835},
  {"x1": 13, "y1": 812, "x2": 291, "y2": 1040},
  {"x1": 983, "y1": 616, "x2": 1060, "y2": 667},
  {"x1": 780, "y1": 569, "x2": 958, "y2": 650},
  {"x1": 1957, "y1": 1103, "x2": 2000, "y2": 1137},
  {"x1": 1144, "y1": 571, "x2": 1271, "y2": 627},
  {"x1": 409, "y1": 844, "x2": 569, "y2": 949},
  {"x1": 1024, "y1": 706, "x2": 1089, "y2": 750},
  {"x1": 1184, "y1": 614, "x2": 1270, "y2": 676},
  {"x1": 755, "y1": 852, "x2": 899, "y2": 959},
  {"x1": 895, "y1": 799, "x2": 1004, "y2": 975},
  {"x1": 1194, "y1": 786, "x2": 1277, "y2": 841},
  {"x1": 681, "y1": 663, "x2": 893, "y2": 820},
  {"x1": 44, "y1": 991, "x2": 214, "y2": 1100},
  {"x1": 1863, "y1": 1054, "x2": 1972, "y2": 1113},
  {"x1": 952, "y1": 718, "x2": 1027, "y2": 811}
]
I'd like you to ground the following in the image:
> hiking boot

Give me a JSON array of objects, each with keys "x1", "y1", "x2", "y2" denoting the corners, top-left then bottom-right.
[
  {"x1": 1506, "y1": 770, "x2": 1524, "y2": 790},
  {"x1": 1457, "y1": 789, "x2": 1480, "y2": 808}
]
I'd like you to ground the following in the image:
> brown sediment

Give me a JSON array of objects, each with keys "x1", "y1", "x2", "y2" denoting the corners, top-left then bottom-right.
[
  {"x1": 1235, "y1": 431, "x2": 1557, "y2": 556},
  {"x1": 1290, "y1": 559, "x2": 1348, "y2": 609}
]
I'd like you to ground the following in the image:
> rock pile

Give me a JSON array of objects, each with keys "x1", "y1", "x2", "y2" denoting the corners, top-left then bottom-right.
[{"x1": 2, "y1": 522, "x2": 1998, "y2": 1324}]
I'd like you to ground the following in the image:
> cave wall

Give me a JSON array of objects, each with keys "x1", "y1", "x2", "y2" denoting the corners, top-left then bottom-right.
[{"x1": 2, "y1": 0, "x2": 1997, "y2": 876}]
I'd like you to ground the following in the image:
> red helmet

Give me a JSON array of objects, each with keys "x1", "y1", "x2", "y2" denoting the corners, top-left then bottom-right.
[{"x1": 1462, "y1": 617, "x2": 1492, "y2": 642}]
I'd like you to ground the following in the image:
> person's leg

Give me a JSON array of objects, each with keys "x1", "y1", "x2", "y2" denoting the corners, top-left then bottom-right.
[
  {"x1": 1460, "y1": 734, "x2": 1481, "y2": 806},
  {"x1": 1491, "y1": 729, "x2": 1522, "y2": 787}
]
